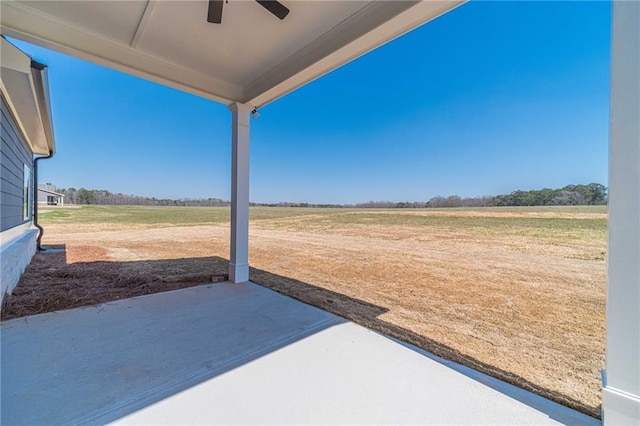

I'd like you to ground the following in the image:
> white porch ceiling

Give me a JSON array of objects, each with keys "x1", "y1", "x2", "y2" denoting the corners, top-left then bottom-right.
[{"x1": 0, "y1": 0, "x2": 464, "y2": 108}]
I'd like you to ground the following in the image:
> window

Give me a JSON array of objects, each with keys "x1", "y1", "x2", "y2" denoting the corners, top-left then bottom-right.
[{"x1": 23, "y1": 164, "x2": 31, "y2": 220}]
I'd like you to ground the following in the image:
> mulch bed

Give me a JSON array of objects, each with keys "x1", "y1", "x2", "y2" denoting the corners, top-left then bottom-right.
[{"x1": 1, "y1": 246, "x2": 226, "y2": 321}]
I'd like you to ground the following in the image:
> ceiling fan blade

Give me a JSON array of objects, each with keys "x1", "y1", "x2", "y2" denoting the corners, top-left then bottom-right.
[
  {"x1": 207, "y1": 0, "x2": 224, "y2": 23},
  {"x1": 255, "y1": 0, "x2": 289, "y2": 20}
]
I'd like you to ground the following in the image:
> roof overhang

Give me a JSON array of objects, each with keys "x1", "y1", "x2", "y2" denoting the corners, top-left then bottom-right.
[
  {"x1": 0, "y1": 36, "x2": 55, "y2": 155},
  {"x1": 37, "y1": 187, "x2": 65, "y2": 197},
  {"x1": 0, "y1": 0, "x2": 464, "y2": 109}
]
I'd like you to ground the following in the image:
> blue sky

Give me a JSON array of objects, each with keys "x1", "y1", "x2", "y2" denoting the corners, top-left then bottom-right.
[{"x1": 10, "y1": 1, "x2": 611, "y2": 204}]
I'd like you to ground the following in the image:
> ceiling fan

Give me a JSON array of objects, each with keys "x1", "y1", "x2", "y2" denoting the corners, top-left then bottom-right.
[{"x1": 207, "y1": 0, "x2": 290, "y2": 24}]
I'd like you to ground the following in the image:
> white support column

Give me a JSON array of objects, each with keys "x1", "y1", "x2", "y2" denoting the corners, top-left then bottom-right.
[
  {"x1": 228, "y1": 102, "x2": 252, "y2": 283},
  {"x1": 604, "y1": 2, "x2": 640, "y2": 424}
]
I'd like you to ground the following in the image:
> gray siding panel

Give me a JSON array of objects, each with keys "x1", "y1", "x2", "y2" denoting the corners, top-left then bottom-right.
[
  {"x1": 1, "y1": 128, "x2": 28, "y2": 177},
  {"x1": 1, "y1": 159, "x2": 24, "y2": 186},
  {"x1": 1, "y1": 190, "x2": 22, "y2": 201},
  {"x1": 0, "y1": 95, "x2": 33, "y2": 232}
]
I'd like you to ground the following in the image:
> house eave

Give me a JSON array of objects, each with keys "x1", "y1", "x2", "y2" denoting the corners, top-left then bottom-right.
[
  {"x1": 0, "y1": 36, "x2": 55, "y2": 155},
  {"x1": 37, "y1": 188, "x2": 65, "y2": 197}
]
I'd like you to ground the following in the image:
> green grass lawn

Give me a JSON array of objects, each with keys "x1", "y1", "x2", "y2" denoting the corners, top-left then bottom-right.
[
  {"x1": 39, "y1": 205, "x2": 231, "y2": 225},
  {"x1": 40, "y1": 204, "x2": 607, "y2": 243},
  {"x1": 40, "y1": 204, "x2": 606, "y2": 224}
]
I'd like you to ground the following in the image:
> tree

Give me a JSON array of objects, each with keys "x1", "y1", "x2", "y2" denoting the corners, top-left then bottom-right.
[
  {"x1": 63, "y1": 187, "x2": 77, "y2": 204},
  {"x1": 76, "y1": 188, "x2": 95, "y2": 205},
  {"x1": 587, "y1": 183, "x2": 607, "y2": 205},
  {"x1": 549, "y1": 190, "x2": 587, "y2": 205}
]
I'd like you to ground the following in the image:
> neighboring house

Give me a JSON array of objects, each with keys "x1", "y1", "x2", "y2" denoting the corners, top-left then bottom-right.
[
  {"x1": 0, "y1": 36, "x2": 55, "y2": 302},
  {"x1": 37, "y1": 183, "x2": 64, "y2": 206}
]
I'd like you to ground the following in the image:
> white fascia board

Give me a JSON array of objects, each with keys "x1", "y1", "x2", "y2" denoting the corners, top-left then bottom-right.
[
  {"x1": 30, "y1": 64, "x2": 56, "y2": 154},
  {"x1": 0, "y1": 1, "x2": 242, "y2": 105},
  {"x1": 37, "y1": 188, "x2": 65, "y2": 197},
  {"x1": 246, "y1": 0, "x2": 466, "y2": 108}
]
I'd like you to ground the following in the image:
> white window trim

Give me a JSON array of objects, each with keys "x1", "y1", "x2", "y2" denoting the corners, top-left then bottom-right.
[{"x1": 23, "y1": 164, "x2": 31, "y2": 221}]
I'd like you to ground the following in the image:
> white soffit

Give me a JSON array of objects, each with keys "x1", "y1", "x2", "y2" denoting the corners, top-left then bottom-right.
[
  {"x1": 0, "y1": 1, "x2": 464, "y2": 108},
  {"x1": 0, "y1": 37, "x2": 55, "y2": 155}
]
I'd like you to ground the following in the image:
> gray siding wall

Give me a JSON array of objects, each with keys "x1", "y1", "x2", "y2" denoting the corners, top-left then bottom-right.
[
  {"x1": 37, "y1": 188, "x2": 49, "y2": 204},
  {"x1": 1, "y1": 95, "x2": 33, "y2": 232}
]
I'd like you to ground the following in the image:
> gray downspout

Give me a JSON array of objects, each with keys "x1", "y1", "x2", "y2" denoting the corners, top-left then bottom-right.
[
  {"x1": 30, "y1": 59, "x2": 55, "y2": 252},
  {"x1": 33, "y1": 151, "x2": 54, "y2": 251}
]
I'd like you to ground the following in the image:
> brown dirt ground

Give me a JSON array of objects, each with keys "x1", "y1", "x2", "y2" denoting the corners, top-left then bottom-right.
[{"x1": 1, "y1": 214, "x2": 605, "y2": 419}]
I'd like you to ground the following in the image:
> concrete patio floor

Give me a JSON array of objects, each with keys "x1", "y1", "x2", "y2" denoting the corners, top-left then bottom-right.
[{"x1": 1, "y1": 282, "x2": 599, "y2": 425}]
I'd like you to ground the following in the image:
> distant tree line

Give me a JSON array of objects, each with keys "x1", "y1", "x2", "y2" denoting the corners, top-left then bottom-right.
[
  {"x1": 250, "y1": 202, "x2": 345, "y2": 208},
  {"x1": 58, "y1": 183, "x2": 606, "y2": 208},
  {"x1": 356, "y1": 183, "x2": 607, "y2": 209},
  {"x1": 353, "y1": 201, "x2": 427, "y2": 208},
  {"x1": 499, "y1": 183, "x2": 607, "y2": 206},
  {"x1": 58, "y1": 188, "x2": 229, "y2": 207},
  {"x1": 425, "y1": 195, "x2": 496, "y2": 208},
  {"x1": 425, "y1": 183, "x2": 607, "y2": 208}
]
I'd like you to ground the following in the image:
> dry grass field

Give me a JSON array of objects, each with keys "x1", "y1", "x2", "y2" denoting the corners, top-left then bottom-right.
[{"x1": 2, "y1": 205, "x2": 606, "y2": 418}]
